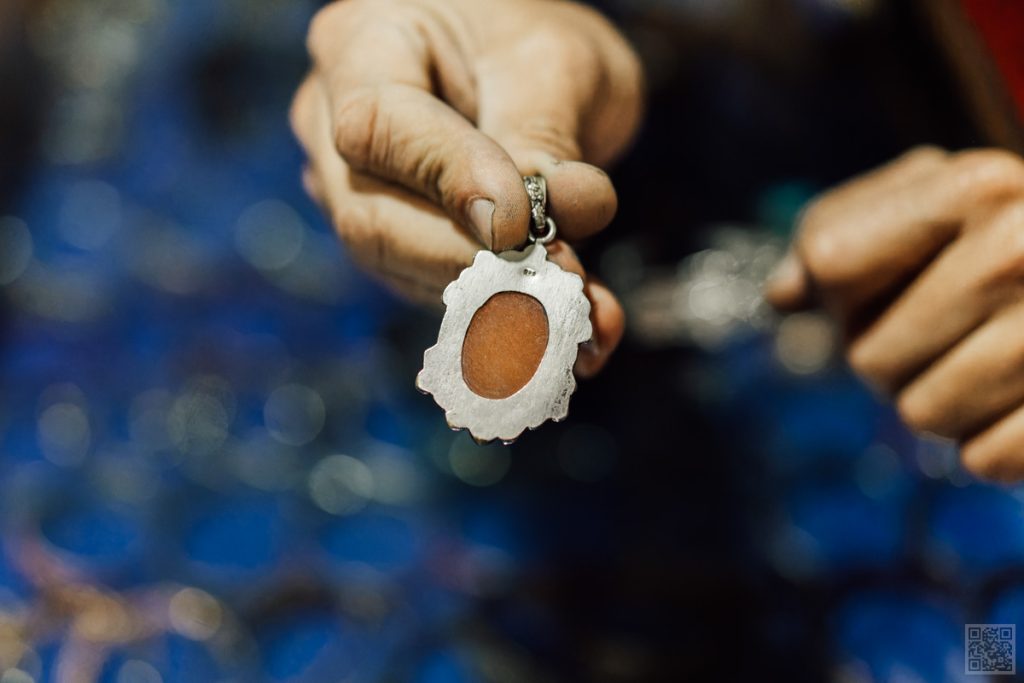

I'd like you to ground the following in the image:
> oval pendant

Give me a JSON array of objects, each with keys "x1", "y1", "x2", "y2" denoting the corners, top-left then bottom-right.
[{"x1": 416, "y1": 243, "x2": 592, "y2": 444}]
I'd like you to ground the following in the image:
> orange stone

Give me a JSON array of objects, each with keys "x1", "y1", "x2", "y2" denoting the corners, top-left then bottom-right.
[{"x1": 461, "y1": 291, "x2": 549, "y2": 400}]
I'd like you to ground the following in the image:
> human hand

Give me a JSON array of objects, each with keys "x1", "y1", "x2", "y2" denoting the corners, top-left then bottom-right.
[
  {"x1": 290, "y1": 0, "x2": 644, "y2": 376},
  {"x1": 767, "y1": 147, "x2": 1024, "y2": 480}
]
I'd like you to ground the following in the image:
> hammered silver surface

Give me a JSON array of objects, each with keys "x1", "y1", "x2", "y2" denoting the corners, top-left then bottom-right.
[{"x1": 416, "y1": 244, "x2": 593, "y2": 443}]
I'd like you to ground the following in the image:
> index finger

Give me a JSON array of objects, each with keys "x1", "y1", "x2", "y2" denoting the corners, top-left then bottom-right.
[
  {"x1": 308, "y1": 3, "x2": 531, "y2": 251},
  {"x1": 798, "y1": 149, "x2": 1024, "y2": 313}
]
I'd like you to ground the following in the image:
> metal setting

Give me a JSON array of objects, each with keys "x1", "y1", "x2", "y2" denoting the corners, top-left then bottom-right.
[
  {"x1": 523, "y1": 175, "x2": 558, "y2": 244},
  {"x1": 532, "y1": 216, "x2": 557, "y2": 245},
  {"x1": 523, "y1": 175, "x2": 548, "y2": 235},
  {"x1": 416, "y1": 244, "x2": 592, "y2": 443}
]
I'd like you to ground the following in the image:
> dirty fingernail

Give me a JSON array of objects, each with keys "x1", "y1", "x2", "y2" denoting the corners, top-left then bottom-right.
[{"x1": 468, "y1": 198, "x2": 496, "y2": 248}]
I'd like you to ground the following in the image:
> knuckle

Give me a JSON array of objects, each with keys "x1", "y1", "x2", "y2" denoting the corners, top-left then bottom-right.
[
  {"x1": 332, "y1": 201, "x2": 378, "y2": 258},
  {"x1": 515, "y1": 117, "x2": 583, "y2": 161},
  {"x1": 949, "y1": 148, "x2": 1024, "y2": 196},
  {"x1": 904, "y1": 144, "x2": 947, "y2": 162},
  {"x1": 558, "y1": 32, "x2": 600, "y2": 70},
  {"x1": 797, "y1": 209, "x2": 849, "y2": 286},
  {"x1": 800, "y1": 230, "x2": 841, "y2": 277},
  {"x1": 975, "y1": 199, "x2": 1024, "y2": 290},
  {"x1": 530, "y1": 23, "x2": 597, "y2": 67},
  {"x1": 333, "y1": 86, "x2": 389, "y2": 171},
  {"x1": 307, "y1": 0, "x2": 382, "y2": 57},
  {"x1": 411, "y1": 148, "x2": 446, "y2": 201},
  {"x1": 309, "y1": 0, "x2": 416, "y2": 64},
  {"x1": 307, "y1": 3, "x2": 349, "y2": 57}
]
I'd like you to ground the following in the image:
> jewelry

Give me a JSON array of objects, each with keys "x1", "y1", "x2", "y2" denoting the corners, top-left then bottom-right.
[{"x1": 416, "y1": 176, "x2": 592, "y2": 443}]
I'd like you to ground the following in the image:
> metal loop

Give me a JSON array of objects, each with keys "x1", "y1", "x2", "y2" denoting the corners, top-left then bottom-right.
[
  {"x1": 531, "y1": 216, "x2": 557, "y2": 245},
  {"x1": 524, "y1": 175, "x2": 556, "y2": 245}
]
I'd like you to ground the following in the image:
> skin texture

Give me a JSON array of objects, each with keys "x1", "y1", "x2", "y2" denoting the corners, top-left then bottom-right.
[
  {"x1": 290, "y1": 0, "x2": 643, "y2": 377},
  {"x1": 766, "y1": 146, "x2": 1024, "y2": 482}
]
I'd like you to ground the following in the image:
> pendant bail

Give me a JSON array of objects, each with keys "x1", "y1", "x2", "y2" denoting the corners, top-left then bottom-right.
[{"x1": 523, "y1": 175, "x2": 557, "y2": 245}]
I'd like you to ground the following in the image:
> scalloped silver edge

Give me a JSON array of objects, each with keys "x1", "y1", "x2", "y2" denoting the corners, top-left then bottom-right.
[{"x1": 416, "y1": 244, "x2": 593, "y2": 444}]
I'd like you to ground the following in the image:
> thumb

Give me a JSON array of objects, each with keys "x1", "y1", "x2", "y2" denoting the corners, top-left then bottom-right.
[
  {"x1": 481, "y1": 111, "x2": 619, "y2": 243},
  {"x1": 764, "y1": 250, "x2": 813, "y2": 311}
]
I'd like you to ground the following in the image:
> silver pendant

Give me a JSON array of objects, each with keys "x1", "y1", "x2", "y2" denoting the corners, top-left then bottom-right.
[{"x1": 416, "y1": 177, "x2": 592, "y2": 444}]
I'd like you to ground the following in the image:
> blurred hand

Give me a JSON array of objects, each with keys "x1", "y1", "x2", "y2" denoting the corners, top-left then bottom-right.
[
  {"x1": 767, "y1": 146, "x2": 1024, "y2": 481},
  {"x1": 290, "y1": 0, "x2": 643, "y2": 376}
]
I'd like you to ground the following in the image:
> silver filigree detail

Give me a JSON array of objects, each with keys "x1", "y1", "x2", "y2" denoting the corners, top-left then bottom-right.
[{"x1": 523, "y1": 175, "x2": 548, "y2": 236}]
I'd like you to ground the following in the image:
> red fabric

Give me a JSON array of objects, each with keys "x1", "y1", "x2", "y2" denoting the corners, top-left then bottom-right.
[{"x1": 960, "y1": 0, "x2": 1024, "y2": 123}]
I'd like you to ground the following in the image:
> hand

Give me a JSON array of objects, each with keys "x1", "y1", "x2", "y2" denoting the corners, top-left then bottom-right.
[
  {"x1": 290, "y1": 0, "x2": 643, "y2": 376},
  {"x1": 766, "y1": 146, "x2": 1024, "y2": 481}
]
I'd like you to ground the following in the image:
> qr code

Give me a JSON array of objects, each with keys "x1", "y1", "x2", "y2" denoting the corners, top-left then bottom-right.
[{"x1": 966, "y1": 624, "x2": 1016, "y2": 675}]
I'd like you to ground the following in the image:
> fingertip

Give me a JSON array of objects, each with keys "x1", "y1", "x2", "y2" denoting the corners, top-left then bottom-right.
[
  {"x1": 961, "y1": 436, "x2": 1022, "y2": 483},
  {"x1": 543, "y1": 160, "x2": 618, "y2": 240},
  {"x1": 456, "y1": 152, "x2": 614, "y2": 252},
  {"x1": 489, "y1": 191, "x2": 531, "y2": 251},
  {"x1": 575, "y1": 279, "x2": 625, "y2": 378},
  {"x1": 545, "y1": 240, "x2": 586, "y2": 278},
  {"x1": 463, "y1": 161, "x2": 531, "y2": 252},
  {"x1": 574, "y1": 342, "x2": 602, "y2": 378},
  {"x1": 589, "y1": 278, "x2": 626, "y2": 351},
  {"x1": 764, "y1": 251, "x2": 811, "y2": 311}
]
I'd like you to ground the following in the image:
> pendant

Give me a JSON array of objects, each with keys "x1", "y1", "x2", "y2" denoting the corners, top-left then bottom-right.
[{"x1": 416, "y1": 177, "x2": 593, "y2": 444}]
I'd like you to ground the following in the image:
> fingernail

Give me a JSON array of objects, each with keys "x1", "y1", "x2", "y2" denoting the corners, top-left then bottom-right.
[{"x1": 468, "y1": 198, "x2": 495, "y2": 248}]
